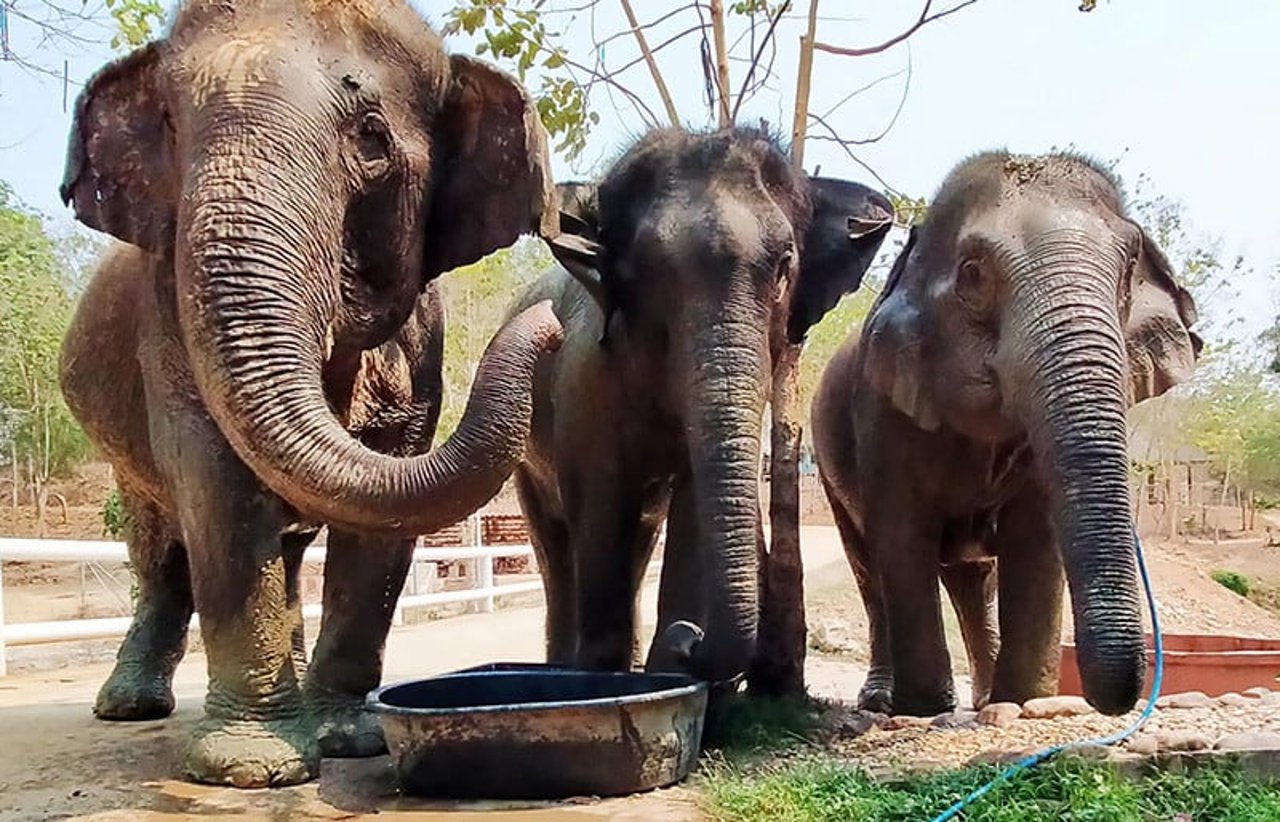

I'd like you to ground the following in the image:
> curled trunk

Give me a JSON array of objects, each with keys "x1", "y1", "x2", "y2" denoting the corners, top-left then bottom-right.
[
  {"x1": 1008, "y1": 238, "x2": 1145, "y2": 715},
  {"x1": 176, "y1": 135, "x2": 560, "y2": 538}
]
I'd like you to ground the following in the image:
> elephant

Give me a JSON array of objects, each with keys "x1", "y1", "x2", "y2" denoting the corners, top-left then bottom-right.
[
  {"x1": 811, "y1": 151, "x2": 1201, "y2": 718},
  {"x1": 509, "y1": 126, "x2": 894, "y2": 687},
  {"x1": 57, "y1": 0, "x2": 563, "y2": 788}
]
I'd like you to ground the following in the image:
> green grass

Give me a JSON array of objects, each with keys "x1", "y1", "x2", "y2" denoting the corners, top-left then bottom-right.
[
  {"x1": 1211, "y1": 568, "x2": 1252, "y2": 597},
  {"x1": 708, "y1": 693, "x2": 828, "y2": 758},
  {"x1": 700, "y1": 756, "x2": 1280, "y2": 821}
]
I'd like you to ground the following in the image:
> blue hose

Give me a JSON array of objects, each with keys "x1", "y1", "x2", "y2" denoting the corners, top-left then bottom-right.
[{"x1": 929, "y1": 527, "x2": 1165, "y2": 822}]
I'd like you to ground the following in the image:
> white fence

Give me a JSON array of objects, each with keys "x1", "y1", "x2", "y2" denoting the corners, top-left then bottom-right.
[{"x1": 0, "y1": 530, "x2": 539, "y2": 677}]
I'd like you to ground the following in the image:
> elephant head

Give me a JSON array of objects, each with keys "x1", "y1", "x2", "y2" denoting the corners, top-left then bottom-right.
[
  {"x1": 547, "y1": 127, "x2": 893, "y2": 683},
  {"x1": 860, "y1": 152, "x2": 1201, "y2": 714},
  {"x1": 60, "y1": 0, "x2": 561, "y2": 535}
]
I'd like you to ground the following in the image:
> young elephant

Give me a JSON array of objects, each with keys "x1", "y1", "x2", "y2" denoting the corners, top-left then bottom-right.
[
  {"x1": 812, "y1": 152, "x2": 1201, "y2": 718},
  {"x1": 59, "y1": 0, "x2": 562, "y2": 787},
  {"x1": 511, "y1": 127, "x2": 894, "y2": 686}
]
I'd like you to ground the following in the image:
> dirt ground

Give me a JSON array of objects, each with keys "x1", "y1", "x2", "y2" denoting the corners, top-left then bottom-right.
[{"x1": 3, "y1": 465, "x2": 1280, "y2": 820}]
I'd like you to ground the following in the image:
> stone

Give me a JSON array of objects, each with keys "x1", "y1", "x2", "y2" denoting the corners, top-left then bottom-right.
[
  {"x1": 965, "y1": 748, "x2": 1037, "y2": 768},
  {"x1": 1126, "y1": 733, "x2": 1159, "y2": 755},
  {"x1": 881, "y1": 715, "x2": 933, "y2": 731},
  {"x1": 1155, "y1": 730, "x2": 1214, "y2": 752},
  {"x1": 1215, "y1": 731, "x2": 1280, "y2": 752},
  {"x1": 976, "y1": 702, "x2": 1023, "y2": 728},
  {"x1": 930, "y1": 711, "x2": 979, "y2": 730},
  {"x1": 832, "y1": 712, "x2": 879, "y2": 739},
  {"x1": 1155, "y1": 691, "x2": 1215, "y2": 710},
  {"x1": 1216, "y1": 692, "x2": 1254, "y2": 709},
  {"x1": 1021, "y1": 696, "x2": 1093, "y2": 719},
  {"x1": 1243, "y1": 687, "x2": 1272, "y2": 699}
]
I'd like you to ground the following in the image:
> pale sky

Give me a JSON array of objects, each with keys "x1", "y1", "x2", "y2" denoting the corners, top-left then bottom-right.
[{"x1": 1, "y1": 1, "x2": 1275, "y2": 336}]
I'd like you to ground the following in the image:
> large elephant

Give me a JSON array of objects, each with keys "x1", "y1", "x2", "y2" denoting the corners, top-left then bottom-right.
[
  {"x1": 812, "y1": 151, "x2": 1201, "y2": 717},
  {"x1": 511, "y1": 126, "x2": 893, "y2": 686},
  {"x1": 58, "y1": 0, "x2": 562, "y2": 788}
]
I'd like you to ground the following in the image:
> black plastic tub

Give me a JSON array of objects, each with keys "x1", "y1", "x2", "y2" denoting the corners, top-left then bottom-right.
[{"x1": 367, "y1": 663, "x2": 708, "y2": 799}]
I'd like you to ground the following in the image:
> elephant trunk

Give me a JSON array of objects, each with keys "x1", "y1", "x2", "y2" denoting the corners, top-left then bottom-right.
[
  {"x1": 176, "y1": 123, "x2": 560, "y2": 537},
  {"x1": 671, "y1": 313, "x2": 769, "y2": 684},
  {"x1": 1007, "y1": 233, "x2": 1144, "y2": 715}
]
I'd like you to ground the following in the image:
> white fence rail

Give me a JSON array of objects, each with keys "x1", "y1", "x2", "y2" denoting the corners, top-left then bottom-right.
[{"x1": 0, "y1": 533, "x2": 539, "y2": 677}]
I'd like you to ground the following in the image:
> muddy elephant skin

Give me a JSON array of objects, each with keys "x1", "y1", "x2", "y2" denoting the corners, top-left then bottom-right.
[
  {"x1": 58, "y1": 0, "x2": 562, "y2": 788},
  {"x1": 812, "y1": 152, "x2": 1201, "y2": 718},
  {"x1": 511, "y1": 126, "x2": 894, "y2": 688}
]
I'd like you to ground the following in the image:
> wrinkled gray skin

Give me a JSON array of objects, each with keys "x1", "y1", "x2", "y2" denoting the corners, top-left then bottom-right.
[
  {"x1": 812, "y1": 152, "x2": 1201, "y2": 717},
  {"x1": 58, "y1": 0, "x2": 562, "y2": 788},
  {"x1": 511, "y1": 127, "x2": 893, "y2": 686}
]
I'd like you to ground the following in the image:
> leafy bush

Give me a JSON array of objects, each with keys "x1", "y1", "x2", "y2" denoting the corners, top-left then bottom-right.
[{"x1": 1210, "y1": 569, "x2": 1251, "y2": 597}]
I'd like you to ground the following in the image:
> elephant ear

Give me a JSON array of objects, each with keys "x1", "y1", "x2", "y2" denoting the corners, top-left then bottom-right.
[
  {"x1": 787, "y1": 177, "x2": 894, "y2": 344},
  {"x1": 1125, "y1": 226, "x2": 1203, "y2": 402},
  {"x1": 545, "y1": 182, "x2": 614, "y2": 342},
  {"x1": 60, "y1": 43, "x2": 175, "y2": 251},
  {"x1": 425, "y1": 55, "x2": 558, "y2": 277},
  {"x1": 856, "y1": 227, "x2": 942, "y2": 431}
]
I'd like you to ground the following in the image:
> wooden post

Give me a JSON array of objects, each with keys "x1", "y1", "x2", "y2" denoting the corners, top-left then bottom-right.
[
  {"x1": 709, "y1": 0, "x2": 732, "y2": 127},
  {"x1": 748, "y1": 0, "x2": 821, "y2": 699}
]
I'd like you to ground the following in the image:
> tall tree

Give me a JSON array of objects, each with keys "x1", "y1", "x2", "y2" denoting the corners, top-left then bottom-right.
[{"x1": 0, "y1": 182, "x2": 93, "y2": 530}]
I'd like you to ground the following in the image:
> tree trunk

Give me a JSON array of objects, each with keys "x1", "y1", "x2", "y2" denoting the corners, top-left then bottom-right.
[
  {"x1": 788, "y1": 0, "x2": 821, "y2": 170},
  {"x1": 618, "y1": 0, "x2": 681, "y2": 126},
  {"x1": 750, "y1": 343, "x2": 807, "y2": 697}
]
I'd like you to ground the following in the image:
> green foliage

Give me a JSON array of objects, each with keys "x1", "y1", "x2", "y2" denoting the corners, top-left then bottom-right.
[
  {"x1": 101, "y1": 488, "x2": 129, "y2": 539},
  {"x1": 888, "y1": 193, "x2": 928, "y2": 226},
  {"x1": 0, "y1": 182, "x2": 93, "y2": 483},
  {"x1": 443, "y1": 0, "x2": 597, "y2": 160},
  {"x1": 701, "y1": 756, "x2": 1280, "y2": 822},
  {"x1": 797, "y1": 276, "x2": 883, "y2": 419},
  {"x1": 1210, "y1": 569, "x2": 1251, "y2": 597},
  {"x1": 435, "y1": 238, "x2": 555, "y2": 440},
  {"x1": 711, "y1": 694, "x2": 826, "y2": 757},
  {"x1": 105, "y1": 0, "x2": 166, "y2": 50}
]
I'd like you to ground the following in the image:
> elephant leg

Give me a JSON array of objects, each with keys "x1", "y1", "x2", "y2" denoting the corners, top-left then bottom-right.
[
  {"x1": 281, "y1": 529, "x2": 317, "y2": 678},
  {"x1": 515, "y1": 467, "x2": 576, "y2": 665},
  {"x1": 940, "y1": 559, "x2": 999, "y2": 710},
  {"x1": 867, "y1": 506, "x2": 953, "y2": 716},
  {"x1": 650, "y1": 471, "x2": 701, "y2": 671},
  {"x1": 569, "y1": 475, "x2": 645, "y2": 672},
  {"x1": 156, "y1": 411, "x2": 316, "y2": 787},
  {"x1": 304, "y1": 528, "x2": 414, "y2": 758},
  {"x1": 989, "y1": 488, "x2": 1065, "y2": 704},
  {"x1": 825, "y1": 480, "x2": 893, "y2": 714},
  {"x1": 95, "y1": 483, "x2": 192, "y2": 721}
]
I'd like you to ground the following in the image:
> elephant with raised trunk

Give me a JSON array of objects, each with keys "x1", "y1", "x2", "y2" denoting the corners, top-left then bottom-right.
[
  {"x1": 512, "y1": 126, "x2": 893, "y2": 687},
  {"x1": 812, "y1": 152, "x2": 1201, "y2": 718},
  {"x1": 59, "y1": 0, "x2": 562, "y2": 788}
]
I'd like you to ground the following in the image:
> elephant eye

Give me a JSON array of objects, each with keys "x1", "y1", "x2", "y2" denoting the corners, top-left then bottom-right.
[{"x1": 354, "y1": 112, "x2": 393, "y2": 169}]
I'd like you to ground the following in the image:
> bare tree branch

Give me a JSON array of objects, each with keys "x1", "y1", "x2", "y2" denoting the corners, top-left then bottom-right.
[
  {"x1": 805, "y1": 111, "x2": 906, "y2": 197},
  {"x1": 618, "y1": 0, "x2": 682, "y2": 126},
  {"x1": 789, "y1": 0, "x2": 821, "y2": 170},
  {"x1": 812, "y1": 0, "x2": 980, "y2": 57},
  {"x1": 730, "y1": 0, "x2": 791, "y2": 125}
]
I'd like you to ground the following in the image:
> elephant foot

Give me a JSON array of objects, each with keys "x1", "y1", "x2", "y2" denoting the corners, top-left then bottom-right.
[
  {"x1": 306, "y1": 686, "x2": 387, "y2": 758},
  {"x1": 892, "y1": 688, "x2": 957, "y2": 718},
  {"x1": 856, "y1": 670, "x2": 894, "y2": 714},
  {"x1": 94, "y1": 665, "x2": 176, "y2": 721},
  {"x1": 185, "y1": 716, "x2": 319, "y2": 788}
]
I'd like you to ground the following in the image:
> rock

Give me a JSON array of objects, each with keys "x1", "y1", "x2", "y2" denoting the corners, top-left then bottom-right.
[
  {"x1": 833, "y1": 712, "x2": 879, "y2": 739},
  {"x1": 1217, "y1": 692, "x2": 1254, "y2": 709},
  {"x1": 1061, "y1": 743, "x2": 1113, "y2": 762},
  {"x1": 976, "y1": 702, "x2": 1023, "y2": 728},
  {"x1": 881, "y1": 715, "x2": 933, "y2": 731},
  {"x1": 1126, "y1": 733, "x2": 1159, "y2": 755},
  {"x1": 1243, "y1": 687, "x2": 1272, "y2": 699},
  {"x1": 930, "y1": 711, "x2": 978, "y2": 730},
  {"x1": 1021, "y1": 696, "x2": 1093, "y2": 719},
  {"x1": 1214, "y1": 732, "x2": 1280, "y2": 752},
  {"x1": 1155, "y1": 691, "x2": 1215, "y2": 710},
  {"x1": 966, "y1": 748, "x2": 1037, "y2": 768},
  {"x1": 1156, "y1": 730, "x2": 1214, "y2": 752}
]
